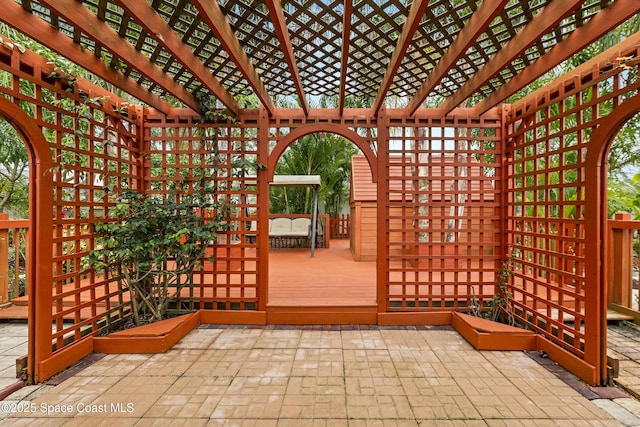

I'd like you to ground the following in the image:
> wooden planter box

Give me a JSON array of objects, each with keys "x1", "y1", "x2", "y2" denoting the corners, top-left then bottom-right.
[
  {"x1": 93, "y1": 312, "x2": 199, "y2": 354},
  {"x1": 451, "y1": 312, "x2": 536, "y2": 351}
]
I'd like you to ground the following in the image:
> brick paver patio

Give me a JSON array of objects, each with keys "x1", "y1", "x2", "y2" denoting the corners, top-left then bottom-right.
[
  {"x1": 608, "y1": 323, "x2": 640, "y2": 402},
  {"x1": 0, "y1": 326, "x2": 631, "y2": 426},
  {"x1": 0, "y1": 322, "x2": 27, "y2": 391}
]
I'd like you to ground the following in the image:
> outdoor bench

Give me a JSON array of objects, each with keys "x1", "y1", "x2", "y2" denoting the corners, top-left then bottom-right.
[
  {"x1": 269, "y1": 217, "x2": 311, "y2": 248},
  {"x1": 246, "y1": 216, "x2": 326, "y2": 248}
]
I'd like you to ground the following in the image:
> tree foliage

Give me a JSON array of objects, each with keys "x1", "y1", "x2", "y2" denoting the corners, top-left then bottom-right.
[
  {"x1": 608, "y1": 113, "x2": 640, "y2": 219},
  {"x1": 0, "y1": 119, "x2": 29, "y2": 217},
  {"x1": 270, "y1": 132, "x2": 360, "y2": 217},
  {"x1": 89, "y1": 188, "x2": 232, "y2": 325},
  {"x1": 608, "y1": 173, "x2": 640, "y2": 219}
]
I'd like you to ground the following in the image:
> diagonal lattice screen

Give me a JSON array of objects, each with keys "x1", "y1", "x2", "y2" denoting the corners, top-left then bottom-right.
[
  {"x1": 283, "y1": 0, "x2": 345, "y2": 97},
  {"x1": 15, "y1": 0, "x2": 619, "y2": 109}
]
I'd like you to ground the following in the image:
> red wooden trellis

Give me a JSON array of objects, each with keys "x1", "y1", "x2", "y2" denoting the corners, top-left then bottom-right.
[
  {"x1": 505, "y1": 35, "x2": 640, "y2": 384},
  {"x1": 380, "y1": 114, "x2": 503, "y2": 315},
  {"x1": 0, "y1": 25, "x2": 638, "y2": 387}
]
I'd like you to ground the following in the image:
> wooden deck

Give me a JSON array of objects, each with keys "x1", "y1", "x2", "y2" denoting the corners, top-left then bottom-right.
[
  {"x1": 268, "y1": 239, "x2": 376, "y2": 307},
  {"x1": 266, "y1": 239, "x2": 377, "y2": 324},
  {"x1": 0, "y1": 240, "x2": 378, "y2": 322},
  {"x1": 5, "y1": 240, "x2": 615, "y2": 325}
]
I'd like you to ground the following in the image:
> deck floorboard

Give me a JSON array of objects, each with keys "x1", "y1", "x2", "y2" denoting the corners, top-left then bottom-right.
[{"x1": 268, "y1": 239, "x2": 376, "y2": 307}]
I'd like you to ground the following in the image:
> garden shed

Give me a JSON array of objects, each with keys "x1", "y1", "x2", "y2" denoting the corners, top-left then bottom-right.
[
  {"x1": 350, "y1": 155, "x2": 376, "y2": 261},
  {"x1": 350, "y1": 153, "x2": 497, "y2": 264}
]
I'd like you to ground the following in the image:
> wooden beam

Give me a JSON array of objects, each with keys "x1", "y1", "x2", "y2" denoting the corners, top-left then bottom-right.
[
  {"x1": 264, "y1": 0, "x2": 308, "y2": 115},
  {"x1": 512, "y1": 30, "x2": 640, "y2": 113},
  {"x1": 0, "y1": 39, "x2": 134, "y2": 111},
  {"x1": 371, "y1": 0, "x2": 431, "y2": 116},
  {"x1": 36, "y1": 0, "x2": 201, "y2": 113},
  {"x1": 192, "y1": 0, "x2": 276, "y2": 116},
  {"x1": 440, "y1": 0, "x2": 586, "y2": 115},
  {"x1": 475, "y1": 0, "x2": 640, "y2": 115},
  {"x1": 406, "y1": 0, "x2": 510, "y2": 115},
  {"x1": 113, "y1": 0, "x2": 239, "y2": 116},
  {"x1": 0, "y1": 0, "x2": 174, "y2": 114},
  {"x1": 339, "y1": 0, "x2": 354, "y2": 116}
]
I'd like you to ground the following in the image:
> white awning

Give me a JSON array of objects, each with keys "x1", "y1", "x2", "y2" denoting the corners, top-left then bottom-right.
[{"x1": 271, "y1": 175, "x2": 321, "y2": 187}]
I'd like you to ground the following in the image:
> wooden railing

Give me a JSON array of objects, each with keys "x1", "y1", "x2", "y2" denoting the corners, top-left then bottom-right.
[
  {"x1": 0, "y1": 213, "x2": 29, "y2": 304},
  {"x1": 609, "y1": 212, "x2": 640, "y2": 322},
  {"x1": 330, "y1": 214, "x2": 350, "y2": 239}
]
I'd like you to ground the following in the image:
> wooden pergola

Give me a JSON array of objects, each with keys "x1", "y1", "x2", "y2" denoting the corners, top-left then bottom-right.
[
  {"x1": 3, "y1": 0, "x2": 635, "y2": 116},
  {"x1": 0, "y1": 0, "x2": 639, "y2": 387}
]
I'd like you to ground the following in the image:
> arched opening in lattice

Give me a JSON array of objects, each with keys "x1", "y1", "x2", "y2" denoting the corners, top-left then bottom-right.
[
  {"x1": 0, "y1": 117, "x2": 29, "y2": 220},
  {"x1": 606, "y1": 113, "x2": 640, "y2": 312},
  {"x1": 0, "y1": 115, "x2": 31, "y2": 387},
  {"x1": 266, "y1": 127, "x2": 378, "y2": 315},
  {"x1": 598, "y1": 107, "x2": 640, "y2": 385},
  {"x1": 0, "y1": 98, "x2": 54, "y2": 383}
]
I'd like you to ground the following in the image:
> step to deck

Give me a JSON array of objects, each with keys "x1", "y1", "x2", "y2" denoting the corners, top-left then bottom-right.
[
  {"x1": 266, "y1": 304, "x2": 378, "y2": 325},
  {"x1": 538, "y1": 308, "x2": 635, "y2": 324},
  {"x1": 10, "y1": 298, "x2": 114, "y2": 308},
  {"x1": 0, "y1": 305, "x2": 108, "y2": 320},
  {"x1": 606, "y1": 310, "x2": 635, "y2": 324}
]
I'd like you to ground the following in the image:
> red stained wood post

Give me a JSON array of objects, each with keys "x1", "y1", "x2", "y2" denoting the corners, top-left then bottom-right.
[
  {"x1": 0, "y1": 213, "x2": 9, "y2": 304},
  {"x1": 257, "y1": 107, "x2": 270, "y2": 311},
  {"x1": 376, "y1": 108, "x2": 389, "y2": 313},
  {"x1": 609, "y1": 212, "x2": 633, "y2": 307}
]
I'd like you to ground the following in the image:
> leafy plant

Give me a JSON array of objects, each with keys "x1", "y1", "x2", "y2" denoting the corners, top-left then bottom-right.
[
  {"x1": 0, "y1": 118, "x2": 29, "y2": 217},
  {"x1": 89, "y1": 189, "x2": 232, "y2": 325},
  {"x1": 270, "y1": 132, "x2": 359, "y2": 216},
  {"x1": 487, "y1": 256, "x2": 515, "y2": 325},
  {"x1": 608, "y1": 174, "x2": 640, "y2": 219},
  {"x1": 87, "y1": 96, "x2": 258, "y2": 327},
  {"x1": 469, "y1": 255, "x2": 515, "y2": 325}
]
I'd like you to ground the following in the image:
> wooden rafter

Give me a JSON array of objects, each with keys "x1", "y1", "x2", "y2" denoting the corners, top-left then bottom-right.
[
  {"x1": 37, "y1": 0, "x2": 201, "y2": 113},
  {"x1": 192, "y1": 0, "x2": 276, "y2": 116},
  {"x1": 0, "y1": 0, "x2": 174, "y2": 114},
  {"x1": 405, "y1": 0, "x2": 510, "y2": 115},
  {"x1": 512, "y1": 30, "x2": 640, "y2": 113},
  {"x1": 371, "y1": 0, "x2": 431, "y2": 116},
  {"x1": 265, "y1": 0, "x2": 308, "y2": 115},
  {"x1": 440, "y1": 0, "x2": 587, "y2": 115},
  {"x1": 474, "y1": 0, "x2": 640, "y2": 115},
  {"x1": 0, "y1": 36, "x2": 132, "y2": 111},
  {"x1": 339, "y1": 0, "x2": 354, "y2": 116},
  {"x1": 113, "y1": 0, "x2": 239, "y2": 116}
]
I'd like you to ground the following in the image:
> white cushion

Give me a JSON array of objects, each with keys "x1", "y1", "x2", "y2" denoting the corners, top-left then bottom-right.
[
  {"x1": 290, "y1": 218, "x2": 310, "y2": 235},
  {"x1": 270, "y1": 218, "x2": 292, "y2": 235}
]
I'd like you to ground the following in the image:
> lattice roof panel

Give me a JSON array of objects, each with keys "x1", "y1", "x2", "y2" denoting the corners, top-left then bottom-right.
[
  {"x1": 470, "y1": 0, "x2": 615, "y2": 100},
  {"x1": 281, "y1": 0, "x2": 345, "y2": 97},
  {"x1": 391, "y1": 0, "x2": 477, "y2": 100},
  {"x1": 7, "y1": 0, "x2": 635, "y2": 115},
  {"x1": 347, "y1": 0, "x2": 407, "y2": 99},
  {"x1": 221, "y1": 0, "x2": 295, "y2": 96}
]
